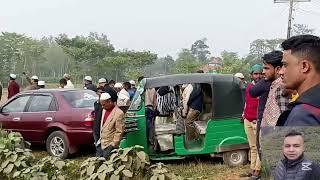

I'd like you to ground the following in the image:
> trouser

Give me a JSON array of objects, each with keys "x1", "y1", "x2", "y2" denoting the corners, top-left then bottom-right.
[
  {"x1": 244, "y1": 119, "x2": 261, "y2": 171},
  {"x1": 256, "y1": 118, "x2": 262, "y2": 160},
  {"x1": 146, "y1": 107, "x2": 155, "y2": 145},
  {"x1": 186, "y1": 108, "x2": 200, "y2": 141},
  {"x1": 96, "y1": 144, "x2": 115, "y2": 159}
]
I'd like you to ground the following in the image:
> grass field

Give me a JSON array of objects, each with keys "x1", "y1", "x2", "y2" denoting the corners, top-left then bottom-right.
[{"x1": 31, "y1": 148, "x2": 251, "y2": 180}]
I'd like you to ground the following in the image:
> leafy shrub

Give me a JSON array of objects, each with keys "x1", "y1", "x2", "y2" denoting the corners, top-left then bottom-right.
[
  {"x1": 0, "y1": 130, "x2": 35, "y2": 180},
  {"x1": 15, "y1": 156, "x2": 75, "y2": 180},
  {"x1": 1, "y1": 129, "x2": 181, "y2": 180},
  {"x1": 80, "y1": 145, "x2": 149, "y2": 180},
  {"x1": 0, "y1": 130, "x2": 30, "y2": 150},
  {"x1": 149, "y1": 163, "x2": 182, "y2": 180}
]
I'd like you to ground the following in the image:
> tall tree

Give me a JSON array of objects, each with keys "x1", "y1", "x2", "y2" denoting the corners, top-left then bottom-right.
[
  {"x1": 292, "y1": 24, "x2": 315, "y2": 36},
  {"x1": 218, "y1": 51, "x2": 250, "y2": 75},
  {"x1": 248, "y1": 38, "x2": 284, "y2": 66},
  {"x1": 55, "y1": 33, "x2": 115, "y2": 83},
  {"x1": 144, "y1": 55, "x2": 175, "y2": 77},
  {"x1": 0, "y1": 32, "x2": 45, "y2": 85},
  {"x1": 173, "y1": 49, "x2": 201, "y2": 74},
  {"x1": 190, "y1": 38, "x2": 211, "y2": 64}
]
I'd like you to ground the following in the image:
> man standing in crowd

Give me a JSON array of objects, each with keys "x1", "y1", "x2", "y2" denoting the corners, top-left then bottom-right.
[
  {"x1": 261, "y1": 51, "x2": 290, "y2": 127},
  {"x1": 59, "y1": 78, "x2": 67, "y2": 88},
  {"x1": 108, "y1": 80, "x2": 116, "y2": 88},
  {"x1": 249, "y1": 54, "x2": 273, "y2": 159},
  {"x1": 8, "y1": 74, "x2": 20, "y2": 99},
  {"x1": 83, "y1": 76, "x2": 97, "y2": 92},
  {"x1": 114, "y1": 83, "x2": 123, "y2": 94},
  {"x1": 97, "y1": 78, "x2": 108, "y2": 92},
  {"x1": 96, "y1": 92, "x2": 124, "y2": 158},
  {"x1": 235, "y1": 72, "x2": 247, "y2": 89},
  {"x1": 23, "y1": 72, "x2": 39, "y2": 90},
  {"x1": 184, "y1": 83, "x2": 203, "y2": 141},
  {"x1": 242, "y1": 64, "x2": 263, "y2": 179},
  {"x1": 63, "y1": 73, "x2": 74, "y2": 88},
  {"x1": 274, "y1": 131, "x2": 320, "y2": 180},
  {"x1": 118, "y1": 82, "x2": 131, "y2": 103},
  {"x1": 235, "y1": 72, "x2": 247, "y2": 105},
  {"x1": 93, "y1": 87, "x2": 118, "y2": 156},
  {"x1": 145, "y1": 86, "x2": 157, "y2": 146},
  {"x1": 128, "y1": 80, "x2": 136, "y2": 100},
  {"x1": 277, "y1": 35, "x2": 320, "y2": 126}
]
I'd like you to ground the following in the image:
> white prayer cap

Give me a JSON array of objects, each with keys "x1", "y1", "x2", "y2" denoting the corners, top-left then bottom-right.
[
  {"x1": 100, "y1": 93, "x2": 111, "y2": 101},
  {"x1": 31, "y1": 75, "x2": 39, "y2": 80},
  {"x1": 129, "y1": 80, "x2": 135, "y2": 85},
  {"x1": 114, "y1": 83, "x2": 123, "y2": 88},
  {"x1": 84, "y1": 76, "x2": 92, "y2": 81},
  {"x1": 38, "y1": 81, "x2": 45, "y2": 86},
  {"x1": 98, "y1": 78, "x2": 107, "y2": 83},
  {"x1": 234, "y1": 73, "x2": 244, "y2": 79},
  {"x1": 9, "y1": 74, "x2": 17, "y2": 79}
]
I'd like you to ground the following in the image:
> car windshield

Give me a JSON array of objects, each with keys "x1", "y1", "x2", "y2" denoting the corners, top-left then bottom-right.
[{"x1": 62, "y1": 90, "x2": 98, "y2": 108}]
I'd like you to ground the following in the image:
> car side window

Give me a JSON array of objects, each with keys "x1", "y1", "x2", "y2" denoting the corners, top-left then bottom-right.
[
  {"x1": 2, "y1": 96, "x2": 30, "y2": 113},
  {"x1": 27, "y1": 95, "x2": 53, "y2": 112}
]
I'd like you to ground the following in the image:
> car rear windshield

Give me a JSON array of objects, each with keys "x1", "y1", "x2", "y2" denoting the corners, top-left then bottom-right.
[{"x1": 62, "y1": 90, "x2": 98, "y2": 108}]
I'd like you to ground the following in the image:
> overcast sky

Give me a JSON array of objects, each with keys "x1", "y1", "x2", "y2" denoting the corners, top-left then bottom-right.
[{"x1": 1, "y1": 0, "x2": 320, "y2": 58}]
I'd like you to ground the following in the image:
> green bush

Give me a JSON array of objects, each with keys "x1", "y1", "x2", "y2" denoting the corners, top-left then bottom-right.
[
  {"x1": 80, "y1": 145, "x2": 149, "y2": 180},
  {"x1": 0, "y1": 129, "x2": 180, "y2": 180}
]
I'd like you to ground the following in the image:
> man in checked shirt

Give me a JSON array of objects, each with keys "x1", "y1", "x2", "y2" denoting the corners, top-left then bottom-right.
[{"x1": 261, "y1": 50, "x2": 290, "y2": 128}]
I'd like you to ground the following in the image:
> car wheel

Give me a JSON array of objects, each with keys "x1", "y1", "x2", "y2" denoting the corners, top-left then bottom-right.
[
  {"x1": 46, "y1": 131, "x2": 69, "y2": 159},
  {"x1": 223, "y1": 150, "x2": 248, "y2": 167}
]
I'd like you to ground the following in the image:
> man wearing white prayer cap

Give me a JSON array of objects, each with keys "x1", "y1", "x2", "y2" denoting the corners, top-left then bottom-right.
[
  {"x1": 114, "y1": 82, "x2": 123, "y2": 93},
  {"x1": 22, "y1": 72, "x2": 39, "y2": 90},
  {"x1": 63, "y1": 73, "x2": 74, "y2": 89},
  {"x1": 117, "y1": 92, "x2": 131, "y2": 113},
  {"x1": 95, "y1": 92, "x2": 124, "y2": 158},
  {"x1": 8, "y1": 73, "x2": 20, "y2": 99}
]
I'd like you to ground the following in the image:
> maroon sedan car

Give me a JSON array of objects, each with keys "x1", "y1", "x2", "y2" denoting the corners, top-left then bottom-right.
[{"x1": 0, "y1": 89, "x2": 97, "y2": 159}]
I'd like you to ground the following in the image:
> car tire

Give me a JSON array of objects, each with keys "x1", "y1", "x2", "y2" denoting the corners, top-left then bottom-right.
[
  {"x1": 46, "y1": 131, "x2": 70, "y2": 159},
  {"x1": 223, "y1": 150, "x2": 248, "y2": 167}
]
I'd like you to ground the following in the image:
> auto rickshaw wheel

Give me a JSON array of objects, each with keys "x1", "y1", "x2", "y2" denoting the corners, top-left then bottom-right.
[{"x1": 223, "y1": 150, "x2": 248, "y2": 167}]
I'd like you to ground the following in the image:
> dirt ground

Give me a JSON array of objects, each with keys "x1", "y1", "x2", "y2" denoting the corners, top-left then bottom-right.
[{"x1": 0, "y1": 88, "x2": 7, "y2": 106}]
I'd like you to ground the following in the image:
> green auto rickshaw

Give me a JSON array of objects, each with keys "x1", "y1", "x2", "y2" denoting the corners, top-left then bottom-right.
[{"x1": 120, "y1": 73, "x2": 249, "y2": 166}]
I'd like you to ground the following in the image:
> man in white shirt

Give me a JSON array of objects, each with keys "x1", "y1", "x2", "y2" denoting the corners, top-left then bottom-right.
[{"x1": 63, "y1": 73, "x2": 74, "y2": 88}]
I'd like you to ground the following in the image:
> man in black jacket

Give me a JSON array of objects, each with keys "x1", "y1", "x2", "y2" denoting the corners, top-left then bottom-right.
[
  {"x1": 273, "y1": 131, "x2": 320, "y2": 180},
  {"x1": 84, "y1": 76, "x2": 97, "y2": 92},
  {"x1": 277, "y1": 35, "x2": 320, "y2": 126}
]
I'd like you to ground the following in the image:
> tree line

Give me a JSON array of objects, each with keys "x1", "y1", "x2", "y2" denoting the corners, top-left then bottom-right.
[{"x1": 0, "y1": 24, "x2": 315, "y2": 87}]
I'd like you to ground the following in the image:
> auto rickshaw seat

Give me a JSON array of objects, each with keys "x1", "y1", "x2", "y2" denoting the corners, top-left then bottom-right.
[
  {"x1": 155, "y1": 123, "x2": 177, "y2": 135},
  {"x1": 194, "y1": 121, "x2": 208, "y2": 135}
]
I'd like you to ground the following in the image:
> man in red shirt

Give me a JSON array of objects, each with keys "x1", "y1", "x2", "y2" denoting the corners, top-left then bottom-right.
[
  {"x1": 7, "y1": 74, "x2": 20, "y2": 100},
  {"x1": 242, "y1": 64, "x2": 263, "y2": 179}
]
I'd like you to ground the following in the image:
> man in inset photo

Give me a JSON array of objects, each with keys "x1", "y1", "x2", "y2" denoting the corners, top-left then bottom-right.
[{"x1": 274, "y1": 130, "x2": 320, "y2": 180}]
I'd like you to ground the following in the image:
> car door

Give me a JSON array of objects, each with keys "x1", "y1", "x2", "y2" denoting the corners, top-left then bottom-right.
[
  {"x1": 0, "y1": 95, "x2": 31, "y2": 131},
  {"x1": 20, "y1": 93, "x2": 57, "y2": 143}
]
